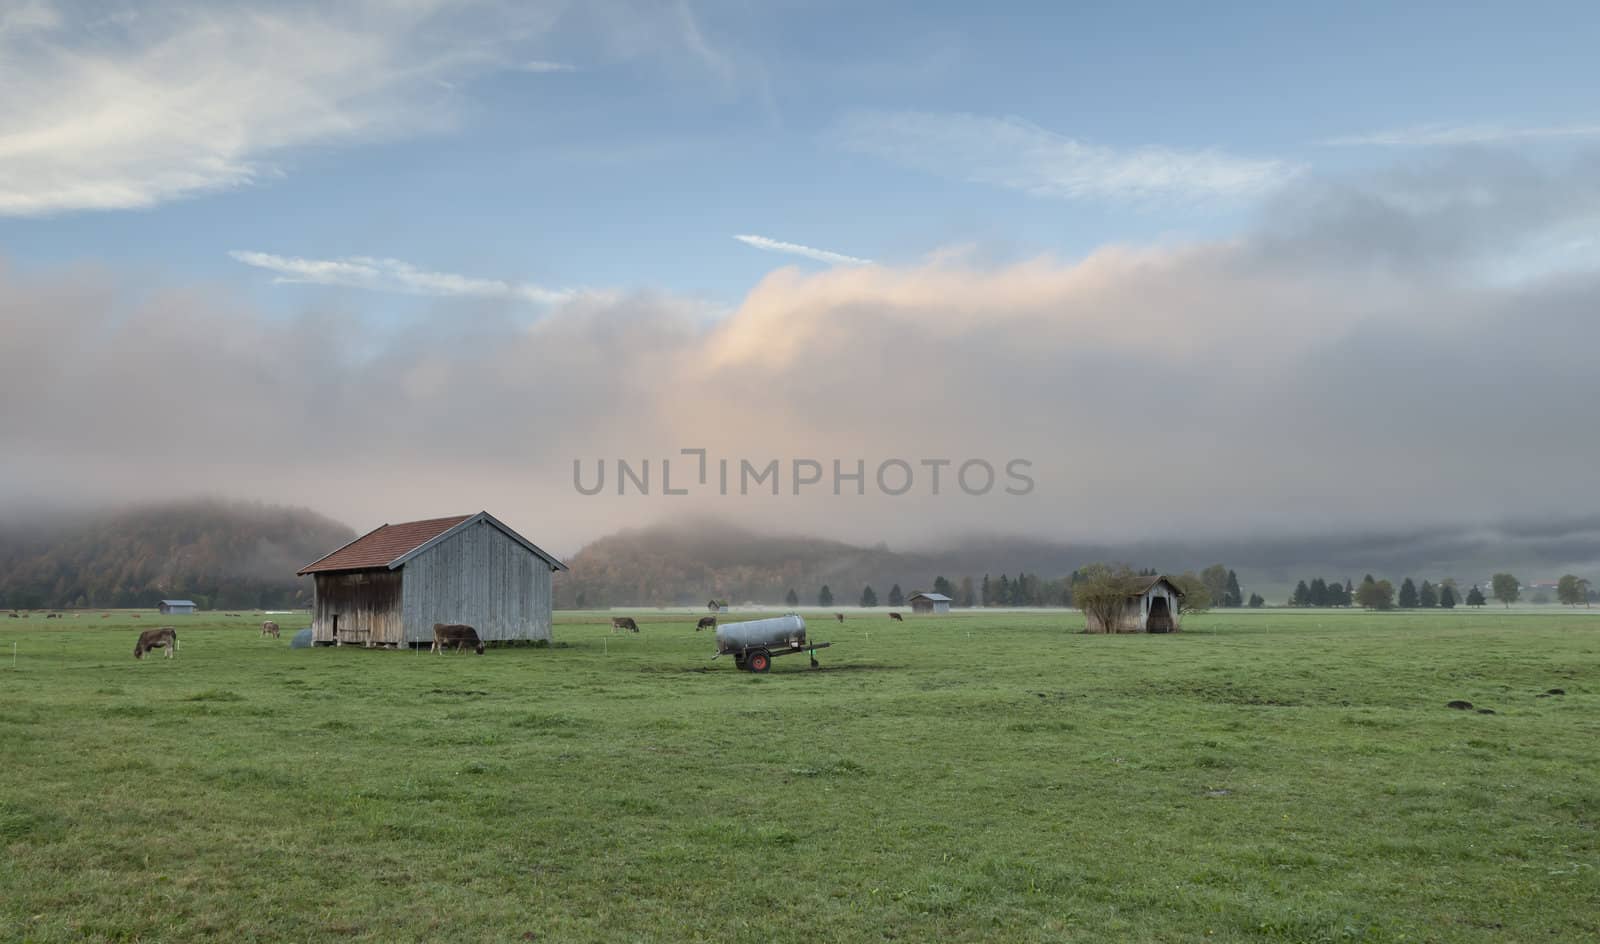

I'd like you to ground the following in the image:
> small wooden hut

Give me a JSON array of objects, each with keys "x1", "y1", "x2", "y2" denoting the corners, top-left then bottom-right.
[
  {"x1": 1083, "y1": 576, "x2": 1184, "y2": 633},
  {"x1": 296, "y1": 511, "x2": 567, "y2": 648},
  {"x1": 158, "y1": 599, "x2": 197, "y2": 615},
  {"x1": 907, "y1": 592, "x2": 952, "y2": 615}
]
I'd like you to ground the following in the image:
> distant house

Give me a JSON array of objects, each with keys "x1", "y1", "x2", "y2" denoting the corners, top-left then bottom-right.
[
  {"x1": 296, "y1": 511, "x2": 567, "y2": 648},
  {"x1": 908, "y1": 592, "x2": 952, "y2": 615},
  {"x1": 1083, "y1": 576, "x2": 1184, "y2": 634},
  {"x1": 158, "y1": 599, "x2": 197, "y2": 615}
]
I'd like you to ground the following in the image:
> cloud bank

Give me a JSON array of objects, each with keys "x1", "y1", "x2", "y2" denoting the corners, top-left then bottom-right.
[{"x1": 4, "y1": 150, "x2": 1599, "y2": 552}]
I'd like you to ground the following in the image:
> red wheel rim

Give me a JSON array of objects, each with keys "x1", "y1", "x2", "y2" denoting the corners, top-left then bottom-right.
[{"x1": 752, "y1": 654, "x2": 768, "y2": 671}]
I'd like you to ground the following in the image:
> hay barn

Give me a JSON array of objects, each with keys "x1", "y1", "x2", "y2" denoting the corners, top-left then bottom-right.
[
  {"x1": 296, "y1": 511, "x2": 567, "y2": 648},
  {"x1": 1083, "y1": 576, "x2": 1184, "y2": 634},
  {"x1": 908, "y1": 592, "x2": 952, "y2": 615},
  {"x1": 158, "y1": 599, "x2": 196, "y2": 615}
]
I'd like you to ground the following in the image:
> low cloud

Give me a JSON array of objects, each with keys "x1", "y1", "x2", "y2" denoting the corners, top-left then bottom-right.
[
  {"x1": 4, "y1": 149, "x2": 1599, "y2": 554},
  {"x1": 229, "y1": 250, "x2": 575, "y2": 305},
  {"x1": 833, "y1": 110, "x2": 1300, "y2": 202}
]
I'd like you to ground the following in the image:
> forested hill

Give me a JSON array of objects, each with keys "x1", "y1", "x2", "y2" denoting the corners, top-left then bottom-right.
[
  {"x1": 552, "y1": 516, "x2": 1600, "y2": 608},
  {"x1": 0, "y1": 500, "x2": 355, "y2": 610}
]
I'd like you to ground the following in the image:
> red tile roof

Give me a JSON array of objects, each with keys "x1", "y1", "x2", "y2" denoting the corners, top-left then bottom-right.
[{"x1": 297, "y1": 514, "x2": 472, "y2": 574}]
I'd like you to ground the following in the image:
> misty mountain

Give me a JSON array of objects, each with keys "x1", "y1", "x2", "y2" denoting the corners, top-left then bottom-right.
[
  {"x1": 554, "y1": 516, "x2": 1600, "y2": 607},
  {"x1": 0, "y1": 499, "x2": 355, "y2": 610}
]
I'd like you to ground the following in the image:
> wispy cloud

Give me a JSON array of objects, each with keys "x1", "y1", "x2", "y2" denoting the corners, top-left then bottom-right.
[
  {"x1": 834, "y1": 110, "x2": 1298, "y2": 202},
  {"x1": 0, "y1": 1, "x2": 557, "y2": 216},
  {"x1": 1324, "y1": 122, "x2": 1600, "y2": 148},
  {"x1": 733, "y1": 234, "x2": 873, "y2": 266},
  {"x1": 516, "y1": 59, "x2": 575, "y2": 73},
  {"x1": 229, "y1": 251, "x2": 573, "y2": 305}
]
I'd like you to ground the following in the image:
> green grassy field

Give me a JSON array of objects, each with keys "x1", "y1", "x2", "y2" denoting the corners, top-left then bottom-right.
[{"x1": 2, "y1": 608, "x2": 1596, "y2": 943}]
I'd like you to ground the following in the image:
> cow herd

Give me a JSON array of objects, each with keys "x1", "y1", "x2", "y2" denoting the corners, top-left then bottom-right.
[{"x1": 42, "y1": 610, "x2": 917, "y2": 661}]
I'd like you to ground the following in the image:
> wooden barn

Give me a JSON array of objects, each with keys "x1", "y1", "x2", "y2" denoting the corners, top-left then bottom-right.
[
  {"x1": 1083, "y1": 576, "x2": 1184, "y2": 634},
  {"x1": 296, "y1": 511, "x2": 567, "y2": 648},
  {"x1": 908, "y1": 592, "x2": 952, "y2": 615},
  {"x1": 158, "y1": 599, "x2": 196, "y2": 615}
]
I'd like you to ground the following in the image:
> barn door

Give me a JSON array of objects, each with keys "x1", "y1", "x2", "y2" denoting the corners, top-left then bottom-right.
[{"x1": 1147, "y1": 596, "x2": 1173, "y2": 633}]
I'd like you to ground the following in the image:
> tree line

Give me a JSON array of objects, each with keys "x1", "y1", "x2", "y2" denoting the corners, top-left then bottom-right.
[
  {"x1": 789, "y1": 563, "x2": 1251, "y2": 612},
  {"x1": 1286, "y1": 572, "x2": 1593, "y2": 610}
]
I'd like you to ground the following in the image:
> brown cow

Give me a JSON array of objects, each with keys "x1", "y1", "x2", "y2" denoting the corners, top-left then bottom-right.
[
  {"x1": 431, "y1": 623, "x2": 485, "y2": 655},
  {"x1": 835, "y1": 612, "x2": 845, "y2": 623},
  {"x1": 134, "y1": 627, "x2": 177, "y2": 660},
  {"x1": 612, "y1": 616, "x2": 640, "y2": 633},
  {"x1": 261, "y1": 620, "x2": 280, "y2": 638},
  {"x1": 696, "y1": 616, "x2": 716, "y2": 632},
  {"x1": 888, "y1": 612, "x2": 903, "y2": 622}
]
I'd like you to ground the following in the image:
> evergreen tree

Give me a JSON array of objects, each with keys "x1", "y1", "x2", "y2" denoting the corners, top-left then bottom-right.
[
  {"x1": 980, "y1": 574, "x2": 992, "y2": 607},
  {"x1": 1418, "y1": 580, "x2": 1437, "y2": 608},
  {"x1": 1292, "y1": 580, "x2": 1311, "y2": 607},
  {"x1": 1439, "y1": 584, "x2": 1457, "y2": 608},
  {"x1": 1225, "y1": 570, "x2": 1243, "y2": 607},
  {"x1": 817, "y1": 585, "x2": 834, "y2": 607},
  {"x1": 1309, "y1": 577, "x2": 1328, "y2": 607},
  {"x1": 1247, "y1": 593, "x2": 1265, "y2": 608},
  {"x1": 887, "y1": 584, "x2": 904, "y2": 607},
  {"x1": 996, "y1": 574, "x2": 1011, "y2": 606},
  {"x1": 958, "y1": 576, "x2": 976, "y2": 608},
  {"x1": 1465, "y1": 585, "x2": 1485, "y2": 607},
  {"x1": 1398, "y1": 578, "x2": 1419, "y2": 608},
  {"x1": 1344, "y1": 579, "x2": 1355, "y2": 604},
  {"x1": 784, "y1": 588, "x2": 799, "y2": 607},
  {"x1": 859, "y1": 585, "x2": 878, "y2": 607},
  {"x1": 932, "y1": 576, "x2": 954, "y2": 598}
]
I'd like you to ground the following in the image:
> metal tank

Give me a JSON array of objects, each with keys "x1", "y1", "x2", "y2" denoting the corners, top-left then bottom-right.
[{"x1": 715, "y1": 614, "x2": 807, "y2": 653}]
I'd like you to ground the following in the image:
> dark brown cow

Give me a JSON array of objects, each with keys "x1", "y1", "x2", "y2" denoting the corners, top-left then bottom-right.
[
  {"x1": 611, "y1": 616, "x2": 640, "y2": 633},
  {"x1": 835, "y1": 612, "x2": 845, "y2": 623},
  {"x1": 134, "y1": 627, "x2": 177, "y2": 660},
  {"x1": 431, "y1": 623, "x2": 485, "y2": 654},
  {"x1": 260, "y1": 620, "x2": 280, "y2": 639},
  {"x1": 888, "y1": 612, "x2": 903, "y2": 622},
  {"x1": 696, "y1": 616, "x2": 716, "y2": 632}
]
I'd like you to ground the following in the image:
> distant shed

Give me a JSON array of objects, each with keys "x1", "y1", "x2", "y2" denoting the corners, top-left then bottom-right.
[
  {"x1": 1083, "y1": 576, "x2": 1184, "y2": 634},
  {"x1": 296, "y1": 511, "x2": 567, "y2": 648},
  {"x1": 158, "y1": 599, "x2": 197, "y2": 615},
  {"x1": 908, "y1": 592, "x2": 952, "y2": 615}
]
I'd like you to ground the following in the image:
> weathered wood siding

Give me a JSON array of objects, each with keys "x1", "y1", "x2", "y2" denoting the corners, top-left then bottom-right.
[
  {"x1": 311, "y1": 570, "x2": 404, "y2": 645},
  {"x1": 399, "y1": 518, "x2": 553, "y2": 644},
  {"x1": 1084, "y1": 581, "x2": 1184, "y2": 633}
]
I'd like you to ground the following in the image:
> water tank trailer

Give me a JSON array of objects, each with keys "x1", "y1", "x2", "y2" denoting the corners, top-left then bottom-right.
[{"x1": 713, "y1": 614, "x2": 831, "y2": 672}]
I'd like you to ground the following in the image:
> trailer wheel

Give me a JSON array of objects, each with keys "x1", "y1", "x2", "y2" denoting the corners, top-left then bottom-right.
[
  {"x1": 733, "y1": 654, "x2": 747, "y2": 671},
  {"x1": 747, "y1": 649, "x2": 771, "y2": 673}
]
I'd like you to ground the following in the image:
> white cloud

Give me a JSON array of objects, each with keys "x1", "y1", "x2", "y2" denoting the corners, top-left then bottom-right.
[
  {"x1": 229, "y1": 250, "x2": 573, "y2": 305},
  {"x1": 516, "y1": 59, "x2": 575, "y2": 73},
  {"x1": 1324, "y1": 122, "x2": 1600, "y2": 148},
  {"x1": 0, "y1": 1, "x2": 559, "y2": 216},
  {"x1": 733, "y1": 234, "x2": 873, "y2": 266},
  {"x1": 834, "y1": 110, "x2": 1299, "y2": 202}
]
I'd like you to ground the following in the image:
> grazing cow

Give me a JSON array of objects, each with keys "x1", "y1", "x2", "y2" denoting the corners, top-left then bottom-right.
[
  {"x1": 611, "y1": 616, "x2": 640, "y2": 633},
  {"x1": 131, "y1": 614, "x2": 140, "y2": 619},
  {"x1": 101, "y1": 614, "x2": 110, "y2": 619},
  {"x1": 888, "y1": 612, "x2": 903, "y2": 622},
  {"x1": 45, "y1": 613, "x2": 57, "y2": 619},
  {"x1": 7, "y1": 612, "x2": 16, "y2": 619},
  {"x1": 261, "y1": 620, "x2": 280, "y2": 639},
  {"x1": 431, "y1": 623, "x2": 485, "y2": 655},
  {"x1": 696, "y1": 616, "x2": 716, "y2": 632},
  {"x1": 835, "y1": 613, "x2": 845, "y2": 623},
  {"x1": 134, "y1": 627, "x2": 178, "y2": 660}
]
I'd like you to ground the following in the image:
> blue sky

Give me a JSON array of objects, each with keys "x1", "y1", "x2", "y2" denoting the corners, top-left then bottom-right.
[
  {"x1": 4, "y1": 0, "x2": 1597, "y2": 313},
  {"x1": 4, "y1": 1, "x2": 1600, "y2": 547}
]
